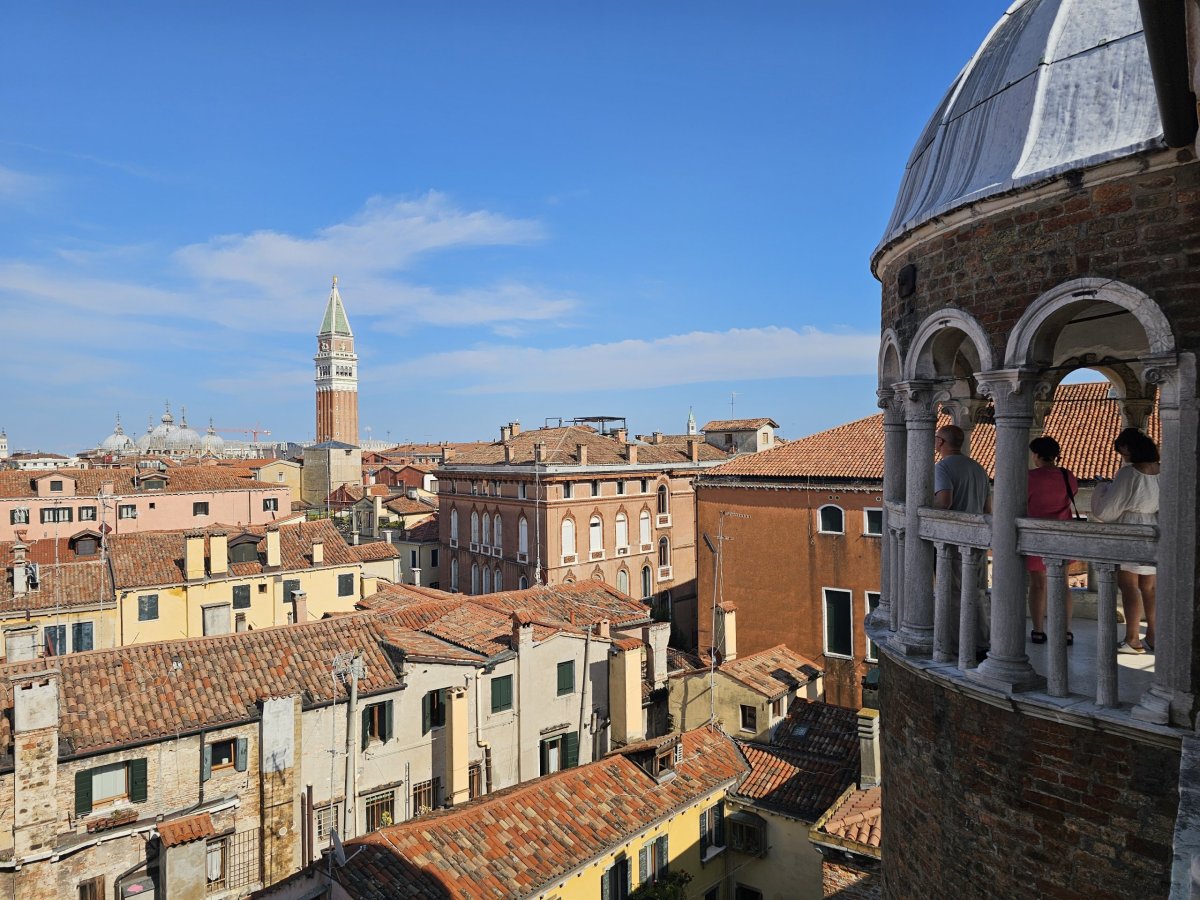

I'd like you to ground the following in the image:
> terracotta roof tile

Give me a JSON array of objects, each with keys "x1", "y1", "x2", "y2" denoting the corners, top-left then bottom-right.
[
  {"x1": 383, "y1": 496, "x2": 437, "y2": 515},
  {"x1": 401, "y1": 517, "x2": 440, "y2": 543},
  {"x1": 349, "y1": 542, "x2": 401, "y2": 563},
  {"x1": 442, "y1": 425, "x2": 728, "y2": 468},
  {"x1": 717, "y1": 645, "x2": 822, "y2": 698},
  {"x1": 0, "y1": 467, "x2": 275, "y2": 499},
  {"x1": 158, "y1": 812, "x2": 216, "y2": 848},
  {"x1": 818, "y1": 785, "x2": 882, "y2": 850},
  {"x1": 702, "y1": 418, "x2": 778, "y2": 431}
]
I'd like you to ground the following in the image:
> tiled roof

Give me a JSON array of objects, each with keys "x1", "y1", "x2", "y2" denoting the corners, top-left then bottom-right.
[
  {"x1": 771, "y1": 698, "x2": 860, "y2": 756},
  {"x1": 384, "y1": 496, "x2": 437, "y2": 515},
  {"x1": 158, "y1": 812, "x2": 216, "y2": 848},
  {"x1": 402, "y1": 517, "x2": 440, "y2": 543},
  {"x1": 0, "y1": 557, "x2": 109, "y2": 613},
  {"x1": 707, "y1": 382, "x2": 1159, "y2": 482},
  {"x1": 817, "y1": 786, "x2": 882, "y2": 851},
  {"x1": 667, "y1": 647, "x2": 707, "y2": 672},
  {"x1": 349, "y1": 541, "x2": 401, "y2": 563},
  {"x1": 107, "y1": 519, "x2": 358, "y2": 588},
  {"x1": 702, "y1": 418, "x2": 778, "y2": 431},
  {"x1": 0, "y1": 467, "x2": 276, "y2": 499},
  {"x1": 716, "y1": 645, "x2": 822, "y2": 698},
  {"x1": 442, "y1": 425, "x2": 728, "y2": 468},
  {"x1": 330, "y1": 727, "x2": 746, "y2": 899}
]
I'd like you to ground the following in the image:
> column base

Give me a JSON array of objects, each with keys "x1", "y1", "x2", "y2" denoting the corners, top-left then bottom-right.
[
  {"x1": 967, "y1": 653, "x2": 1046, "y2": 693},
  {"x1": 894, "y1": 625, "x2": 933, "y2": 657},
  {"x1": 1132, "y1": 685, "x2": 1172, "y2": 725}
]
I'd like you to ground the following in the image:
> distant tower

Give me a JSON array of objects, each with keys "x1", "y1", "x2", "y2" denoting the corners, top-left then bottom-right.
[
  {"x1": 314, "y1": 276, "x2": 359, "y2": 445},
  {"x1": 0, "y1": 428, "x2": 7, "y2": 459},
  {"x1": 687, "y1": 408, "x2": 697, "y2": 436}
]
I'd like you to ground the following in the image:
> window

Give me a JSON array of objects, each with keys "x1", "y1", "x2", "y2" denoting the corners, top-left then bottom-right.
[
  {"x1": 142, "y1": 478, "x2": 164, "y2": 491},
  {"x1": 202, "y1": 737, "x2": 249, "y2": 780},
  {"x1": 589, "y1": 516, "x2": 603, "y2": 554},
  {"x1": 230, "y1": 541, "x2": 258, "y2": 563},
  {"x1": 658, "y1": 537, "x2": 670, "y2": 568},
  {"x1": 450, "y1": 558, "x2": 459, "y2": 591},
  {"x1": 263, "y1": 497, "x2": 279, "y2": 512},
  {"x1": 49, "y1": 480, "x2": 63, "y2": 492},
  {"x1": 601, "y1": 854, "x2": 631, "y2": 900},
  {"x1": 365, "y1": 790, "x2": 395, "y2": 831},
  {"x1": 866, "y1": 592, "x2": 881, "y2": 661},
  {"x1": 740, "y1": 704, "x2": 757, "y2": 732},
  {"x1": 482, "y1": 567, "x2": 491, "y2": 593},
  {"x1": 118, "y1": 504, "x2": 137, "y2": 519},
  {"x1": 10, "y1": 507, "x2": 29, "y2": 525},
  {"x1": 556, "y1": 660, "x2": 574, "y2": 696},
  {"x1": 639, "y1": 835, "x2": 669, "y2": 885},
  {"x1": 450, "y1": 508, "x2": 459, "y2": 541},
  {"x1": 315, "y1": 802, "x2": 342, "y2": 846},
  {"x1": 41, "y1": 507, "x2": 73, "y2": 524},
  {"x1": 469, "y1": 763, "x2": 484, "y2": 799},
  {"x1": 641, "y1": 566, "x2": 652, "y2": 600},
  {"x1": 410, "y1": 549, "x2": 419, "y2": 568},
  {"x1": 79, "y1": 505, "x2": 97, "y2": 521},
  {"x1": 772, "y1": 697, "x2": 784, "y2": 718},
  {"x1": 730, "y1": 816, "x2": 767, "y2": 857},
  {"x1": 203, "y1": 604, "x2": 231, "y2": 636},
  {"x1": 482, "y1": 512, "x2": 491, "y2": 547},
  {"x1": 412, "y1": 777, "x2": 442, "y2": 815},
  {"x1": 490, "y1": 480, "x2": 500, "y2": 496},
  {"x1": 45, "y1": 625, "x2": 66, "y2": 656},
  {"x1": 518, "y1": 482, "x2": 528, "y2": 500},
  {"x1": 361, "y1": 699, "x2": 394, "y2": 746},
  {"x1": 338, "y1": 573, "x2": 354, "y2": 597},
  {"x1": 864, "y1": 508, "x2": 884, "y2": 536},
  {"x1": 700, "y1": 802, "x2": 725, "y2": 857},
  {"x1": 656, "y1": 484, "x2": 669, "y2": 515},
  {"x1": 74, "y1": 537, "x2": 98, "y2": 556},
  {"x1": 539, "y1": 731, "x2": 578, "y2": 775},
  {"x1": 823, "y1": 588, "x2": 853, "y2": 657},
  {"x1": 471, "y1": 563, "x2": 479, "y2": 594},
  {"x1": 640, "y1": 478, "x2": 649, "y2": 493},
  {"x1": 206, "y1": 837, "x2": 227, "y2": 891},
  {"x1": 471, "y1": 511, "x2": 480, "y2": 543},
  {"x1": 75, "y1": 758, "x2": 148, "y2": 814},
  {"x1": 422, "y1": 688, "x2": 447, "y2": 734},
  {"x1": 617, "y1": 480, "x2": 625, "y2": 495},
  {"x1": 193, "y1": 501, "x2": 210, "y2": 517},
  {"x1": 617, "y1": 568, "x2": 629, "y2": 594},
  {"x1": 704, "y1": 889, "x2": 720, "y2": 900},
  {"x1": 639, "y1": 510, "x2": 651, "y2": 545},
  {"x1": 430, "y1": 548, "x2": 439, "y2": 568},
  {"x1": 232, "y1": 585, "x2": 251, "y2": 609},
  {"x1": 518, "y1": 517, "x2": 528, "y2": 555},
  {"x1": 72, "y1": 621, "x2": 94, "y2": 653},
  {"x1": 591, "y1": 480, "x2": 600, "y2": 497},
  {"x1": 818, "y1": 504, "x2": 845, "y2": 534},
  {"x1": 493, "y1": 567, "x2": 502, "y2": 591},
  {"x1": 491, "y1": 674, "x2": 513, "y2": 712},
  {"x1": 615, "y1": 512, "x2": 628, "y2": 549},
  {"x1": 518, "y1": 575, "x2": 529, "y2": 589},
  {"x1": 283, "y1": 578, "x2": 301, "y2": 603},
  {"x1": 561, "y1": 518, "x2": 576, "y2": 557},
  {"x1": 137, "y1": 594, "x2": 159, "y2": 621},
  {"x1": 563, "y1": 482, "x2": 573, "y2": 499},
  {"x1": 78, "y1": 876, "x2": 105, "y2": 900},
  {"x1": 493, "y1": 513, "x2": 502, "y2": 550}
]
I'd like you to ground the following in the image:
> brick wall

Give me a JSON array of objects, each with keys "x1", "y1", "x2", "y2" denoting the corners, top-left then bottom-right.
[
  {"x1": 880, "y1": 657, "x2": 1178, "y2": 899},
  {"x1": 823, "y1": 857, "x2": 881, "y2": 899}
]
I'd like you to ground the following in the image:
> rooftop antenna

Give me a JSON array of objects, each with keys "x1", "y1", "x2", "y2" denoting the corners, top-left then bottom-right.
[
  {"x1": 703, "y1": 510, "x2": 750, "y2": 726},
  {"x1": 729, "y1": 392, "x2": 739, "y2": 418}
]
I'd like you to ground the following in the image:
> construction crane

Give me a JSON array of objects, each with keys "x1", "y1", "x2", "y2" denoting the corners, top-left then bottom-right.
[{"x1": 212, "y1": 424, "x2": 273, "y2": 442}]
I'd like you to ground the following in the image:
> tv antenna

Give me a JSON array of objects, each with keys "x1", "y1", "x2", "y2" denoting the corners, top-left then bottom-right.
[{"x1": 702, "y1": 510, "x2": 751, "y2": 725}]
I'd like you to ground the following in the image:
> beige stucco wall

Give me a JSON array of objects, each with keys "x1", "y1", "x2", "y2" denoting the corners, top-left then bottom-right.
[
  {"x1": 669, "y1": 671, "x2": 821, "y2": 740},
  {"x1": 724, "y1": 801, "x2": 825, "y2": 900}
]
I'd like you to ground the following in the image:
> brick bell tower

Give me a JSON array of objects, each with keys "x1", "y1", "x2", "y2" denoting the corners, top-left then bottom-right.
[{"x1": 314, "y1": 276, "x2": 359, "y2": 445}]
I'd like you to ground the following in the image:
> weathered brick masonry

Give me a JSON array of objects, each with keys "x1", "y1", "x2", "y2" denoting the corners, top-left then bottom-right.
[{"x1": 880, "y1": 657, "x2": 1179, "y2": 900}]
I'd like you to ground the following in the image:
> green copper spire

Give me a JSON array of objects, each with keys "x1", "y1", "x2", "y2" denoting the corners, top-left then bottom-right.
[{"x1": 319, "y1": 276, "x2": 353, "y2": 336}]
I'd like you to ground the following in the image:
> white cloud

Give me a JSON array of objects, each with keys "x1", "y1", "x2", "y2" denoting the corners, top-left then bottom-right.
[
  {"x1": 0, "y1": 164, "x2": 46, "y2": 202},
  {"x1": 383, "y1": 326, "x2": 881, "y2": 393}
]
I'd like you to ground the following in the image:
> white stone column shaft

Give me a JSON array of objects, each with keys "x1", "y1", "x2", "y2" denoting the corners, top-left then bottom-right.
[
  {"x1": 897, "y1": 381, "x2": 937, "y2": 656},
  {"x1": 878, "y1": 389, "x2": 907, "y2": 633},
  {"x1": 958, "y1": 548, "x2": 982, "y2": 671},
  {"x1": 1045, "y1": 557, "x2": 1068, "y2": 697}
]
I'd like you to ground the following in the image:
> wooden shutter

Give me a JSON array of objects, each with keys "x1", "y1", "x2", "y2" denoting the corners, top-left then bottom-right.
[
  {"x1": 564, "y1": 731, "x2": 579, "y2": 769},
  {"x1": 638, "y1": 845, "x2": 649, "y2": 885},
  {"x1": 383, "y1": 700, "x2": 394, "y2": 742},
  {"x1": 422, "y1": 692, "x2": 432, "y2": 735},
  {"x1": 714, "y1": 802, "x2": 724, "y2": 845},
  {"x1": 657, "y1": 834, "x2": 669, "y2": 877},
  {"x1": 201, "y1": 745, "x2": 212, "y2": 782},
  {"x1": 361, "y1": 706, "x2": 372, "y2": 750},
  {"x1": 235, "y1": 737, "x2": 248, "y2": 772},
  {"x1": 600, "y1": 867, "x2": 611, "y2": 900},
  {"x1": 699, "y1": 809, "x2": 709, "y2": 852},
  {"x1": 128, "y1": 758, "x2": 148, "y2": 803},
  {"x1": 75, "y1": 768, "x2": 93, "y2": 816}
]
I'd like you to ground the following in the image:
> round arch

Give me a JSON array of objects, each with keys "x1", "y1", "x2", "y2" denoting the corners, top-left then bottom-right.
[
  {"x1": 879, "y1": 327, "x2": 904, "y2": 389},
  {"x1": 902, "y1": 308, "x2": 994, "y2": 382}
]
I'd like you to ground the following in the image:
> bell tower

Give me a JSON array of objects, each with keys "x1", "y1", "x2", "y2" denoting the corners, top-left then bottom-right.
[{"x1": 314, "y1": 277, "x2": 359, "y2": 445}]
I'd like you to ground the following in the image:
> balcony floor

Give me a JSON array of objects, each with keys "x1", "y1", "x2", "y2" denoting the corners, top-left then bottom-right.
[{"x1": 1022, "y1": 614, "x2": 1155, "y2": 710}]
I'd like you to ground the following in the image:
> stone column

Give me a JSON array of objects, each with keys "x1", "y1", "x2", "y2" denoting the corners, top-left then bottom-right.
[
  {"x1": 874, "y1": 388, "x2": 906, "y2": 632},
  {"x1": 895, "y1": 380, "x2": 937, "y2": 656},
  {"x1": 941, "y1": 398, "x2": 988, "y2": 457},
  {"x1": 1134, "y1": 356, "x2": 1196, "y2": 725},
  {"x1": 969, "y1": 370, "x2": 1046, "y2": 692}
]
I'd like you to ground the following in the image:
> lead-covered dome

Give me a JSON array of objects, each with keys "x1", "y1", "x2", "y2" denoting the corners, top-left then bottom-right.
[
  {"x1": 878, "y1": 0, "x2": 1163, "y2": 254},
  {"x1": 100, "y1": 415, "x2": 134, "y2": 453}
]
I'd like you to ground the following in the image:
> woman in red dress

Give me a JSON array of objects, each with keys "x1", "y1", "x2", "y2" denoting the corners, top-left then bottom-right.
[{"x1": 1026, "y1": 436, "x2": 1078, "y2": 645}]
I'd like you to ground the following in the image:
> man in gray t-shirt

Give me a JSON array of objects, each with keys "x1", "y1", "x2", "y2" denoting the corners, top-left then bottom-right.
[{"x1": 934, "y1": 425, "x2": 991, "y2": 513}]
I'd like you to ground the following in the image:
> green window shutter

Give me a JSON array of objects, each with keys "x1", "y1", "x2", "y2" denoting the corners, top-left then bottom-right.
[
  {"x1": 626, "y1": 856, "x2": 632, "y2": 894},
  {"x1": 564, "y1": 731, "x2": 579, "y2": 769},
  {"x1": 657, "y1": 835, "x2": 669, "y2": 877},
  {"x1": 699, "y1": 809, "x2": 708, "y2": 851},
  {"x1": 75, "y1": 768, "x2": 93, "y2": 816},
  {"x1": 422, "y1": 692, "x2": 432, "y2": 735},
  {"x1": 557, "y1": 661, "x2": 573, "y2": 695},
  {"x1": 715, "y1": 801, "x2": 725, "y2": 845},
  {"x1": 600, "y1": 867, "x2": 611, "y2": 900},
  {"x1": 129, "y1": 758, "x2": 148, "y2": 803},
  {"x1": 638, "y1": 845, "x2": 649, "y2": 885},
  {"x1": 383, "y1": 700, "x2": 394, "y2": 742},
  {"x1": 201, "y1": 745, "x2": 212, "y2": 782},
  {"x1": 361, "y1": 706, "x2": 371, "y2": 750},
  {"x1": 235, "y1": 737, "x2": 248, "y2": 772}
]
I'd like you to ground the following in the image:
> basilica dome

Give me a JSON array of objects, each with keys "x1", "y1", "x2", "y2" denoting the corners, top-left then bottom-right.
[
  {"x1": 878, "y1": 0, "x2": 1164, "y2": 254},
  {"x1": 100, "y1": 415, "x2": 134, "y2": 453}
]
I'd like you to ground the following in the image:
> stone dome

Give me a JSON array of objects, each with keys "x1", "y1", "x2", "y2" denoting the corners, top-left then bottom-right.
[
  {"x1": 878, "y1": 0, "x2": 1163, "y2": 253},
  {"x1": 167, "y1": 408, "x2": 202, "y2": 450},
  {"x1": 200, "y1": 420, "x2": 225, "y2": 453},
  {"x1": 100, "y1": 415, "x2": 134, "y2": 453}
]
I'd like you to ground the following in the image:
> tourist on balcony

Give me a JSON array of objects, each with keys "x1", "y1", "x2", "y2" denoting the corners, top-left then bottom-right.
[
  {"x1": 1091, "y1": 428, "x2": 1160, "y2": 654},
  {"x1": 934, "y1": 424, "x2": 992, "y2": 651},
  {"x1": 1026, "y1": 436, "x2": 1078, "y2": 646}
]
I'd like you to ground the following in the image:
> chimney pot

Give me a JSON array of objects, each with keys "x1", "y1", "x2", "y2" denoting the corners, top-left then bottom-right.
[{"x1": 577, "y1": 444, "x2": 588, "y2": 466}]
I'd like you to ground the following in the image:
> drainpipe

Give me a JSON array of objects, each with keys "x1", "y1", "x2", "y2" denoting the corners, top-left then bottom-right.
[
  {"x1": 576, "y1": 625, "x2": 592, "y2": 762},
  {"x1": 473, "y1": 670, "x2": 494, "y2": 793}
]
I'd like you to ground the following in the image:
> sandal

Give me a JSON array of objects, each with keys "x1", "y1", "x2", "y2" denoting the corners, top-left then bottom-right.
[
  {"x1": 1030, "y1": 630, "x2": 1047, "y2": 644},
  {"x1": 1117, "y1": 640, "x2": 1146, "y2": 655}
]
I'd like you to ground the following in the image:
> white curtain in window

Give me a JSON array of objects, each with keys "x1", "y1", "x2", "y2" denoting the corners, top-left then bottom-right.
[
  {"x1": 482, "y1": 513, "x2": 491, "y2": 547},
  {"x1": 471, "y1": 563, "x2": 479, "y2": 594},
  {"x1": 450, "y1": 558, "x2": 459, "y2": 590},
  {"x1": 483, "y1": 567, "x2": 491, "y2": 593},
  {"x1": 617, "y1": 569, "x2": 629, "y2": 594},
  {"x1": 639, "y1": 511, "x2": 651, "y2": 545},
  {"x1": 561, "y1": 518, "x2": 576, "y2": 556},
  {"x1": 92, "y1": 762, "x2": 126, "y2": 802},
  {"x1": 494, "y1": 514, "x2": 502, "y2": 549},
  {"x1": 615, "y1": 513, "x2": 628, "y2": 549},
  {"x1": 471, "y1": 512, "x2": 479, "y2": 543},
  {"x1": 589, "y1": 516, "x2": 603, "y2": 553},
  {"x1": 450, "y1": 509, "x2": 458, "y2": 540},
  {"x1": 494, "y1": 568, "x2": 503, "y2": 591},
  {"x1": 519, "y1": 517, "x2": 528, "y2": 554}
]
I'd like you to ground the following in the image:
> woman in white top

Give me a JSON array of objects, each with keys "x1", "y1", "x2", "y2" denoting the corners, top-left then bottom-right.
[{"x1": 1091, "y1": 428, "x2": 1160, "y2": 654}]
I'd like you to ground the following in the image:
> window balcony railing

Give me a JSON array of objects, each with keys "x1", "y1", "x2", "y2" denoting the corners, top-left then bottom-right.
[
  {"x1": 517, "y1": 551, "x2": 528, "y2": 563},
  {"x1": 657, "y1": 565, "x2": 673, "y2": 582},
  {"x1": 656, "y1": 514, "x2": 672, "y2": 529}
]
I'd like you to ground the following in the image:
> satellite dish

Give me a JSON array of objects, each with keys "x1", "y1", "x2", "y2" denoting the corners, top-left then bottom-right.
[{"x1": 331, "y1": 829, "x2": 348, "y2": 867}]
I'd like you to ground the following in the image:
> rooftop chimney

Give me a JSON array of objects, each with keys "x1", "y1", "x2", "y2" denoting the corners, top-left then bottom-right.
[
  {"x1": 534, "y1": 441, "x2": 546, "y2": 463},
  {"x1": 687, "y1": 439, "x2": 699, "y2": 463},
  {"x1": 500, "y1": 424, "x2": 512, "y2": 442},
  {"x1": 209, "y1": 531, "x2": 228, "y2": 576},
  {"x1": 652, "y1": 432, "x2": 664, "y2": 444},
  {"x1": 509, "y1": 421, "x2": 522, "y2": 437},
  {"x1": 311, "y1": 540, "x2": 324, "y2": 566},
  {"x1": 615, "y1": 428, "x2": 628, "y2": 444},
  {"x1": 504, "y1": 444, "x2": 514, "y2": 464},
  {"x1": 265, "y1": 527, "x2": 281, "y2": 569},
  {"x1": 577, "y1": 444, "x2": 588, "y2": 466},
  {"x1": 858, "y1": 708, "x2": 881, "y2": 787},
  {"x1": 715, "y1": 601, "x2": 737, "y2": 663},
  {"x1": 597, "y1": 618, "x2": 611, "y2": 639},
  {"x1": 184, "y1": 532, "x2": 206, "y2": 582},
  {"x1": 626, "y1": 444, "x2": 638, "y2": 465},
  {"x1": 11, "y1": 541, "x2": 28, "y2": 598},
  {"x1": 292, "y1": 590, "x2": 308, "y2": 625},
  {"x1": 642, "y1": 621, "x2": 670, "y2": 690}
]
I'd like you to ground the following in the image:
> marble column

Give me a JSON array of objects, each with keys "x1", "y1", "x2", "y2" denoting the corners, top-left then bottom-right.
[
  {"x1": 874, "y1": 388, "x2": 906, "y2": 633},
  {"x1": 969, "y1": 370, "x2": 1046, "y2": 692},
  {"x1": 895, "y1": 380, "x2": 937, "y2": 656}
]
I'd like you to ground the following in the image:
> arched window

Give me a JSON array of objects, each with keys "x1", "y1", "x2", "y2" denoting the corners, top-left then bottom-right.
[
  {"x1": 519, "y1": 575, "x2": 529, "y2": 590},
  {"x1": 482, "y1": 567, "x2": 491, "y2": 593},
  {"x1": 494, "y1": 567, "x2": 503, "y2": 591},
  {"x1": 471, "y1": 563, "x2": 480, "y2": 595},
  {"x1": 450, "y1": 508, "x2": 459, "y2": 541},
  {"x1": 482, "y1": 512, "x2": 491, "y2": 547},
  {"x1": 641, "y1": 565, "x2": 653, "y2": 600},
  {"x1": 657, "y1": 484, "x2": 669, "y2": 515},
  {"x1": 658, "y1": 536, "x2": 671, "y2": 568},
  {"x1": 818, "y1": 504, "x2": 845, "y2": 535},
  {"x1": 615, "y1": 512, "x2": 628, "y2": 549},
  {"x1": 561, "y1": 518, "x2": 576, "y2": 557},
  {"x1": 450, "y1": 558, "x2": 459, "y2": 591},
  {"x1": 589, "y1": 515, "x2": 603, "y2": 553},
  {"x1": 617, "y1": 568, "x2": 629, "y2": 595},
  {"x1": 471, "y1": 511, "x2": 480, "y2": 544},
  {"x1": 639, "y1": 510, "x2": 651, "y2": 545},
  {"x1": 519, "y1": 516, "x2": 529, "y2": 555},
  {"x1": 493, "y1": 513, "x2": 502, "y2": 550}
]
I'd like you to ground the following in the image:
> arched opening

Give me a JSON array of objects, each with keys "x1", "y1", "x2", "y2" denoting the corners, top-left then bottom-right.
[{"x1": 561, "y1": 518, "x2": 576, "y2": 557}]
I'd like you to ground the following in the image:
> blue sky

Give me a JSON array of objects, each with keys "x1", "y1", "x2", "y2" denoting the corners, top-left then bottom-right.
[{"x1": 1, "y1": 3, "x2": 1004, "y2": 452}]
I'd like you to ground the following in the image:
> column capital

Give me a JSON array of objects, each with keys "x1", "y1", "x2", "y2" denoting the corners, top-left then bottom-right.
[
  {"x1": 939, "y1": 397, "x2": 989, "y2": 431},
  {"x1": 877, "y1": 388, "x2": 906, "y2": 427},
  {"x1": 975, "y1": 368, "x2": 1047, "y2": 420},
  {"x1": 894, "y1": 380, "x2": 940, "y2": 424}
]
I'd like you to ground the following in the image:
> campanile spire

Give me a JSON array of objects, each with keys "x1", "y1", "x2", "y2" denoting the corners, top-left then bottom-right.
[{"x1": 314, "y1": 277, "x2": 359, "y2": 444}]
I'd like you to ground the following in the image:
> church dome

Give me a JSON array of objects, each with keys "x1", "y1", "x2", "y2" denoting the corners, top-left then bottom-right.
[
  {"x1": 136, "y1": 416, "x2": 155, "y2": 451},
  {"x1": 878, "y1": 0, "x2": 1163, "y2": 253},
  {"x1": 100, "y1": 415, "x2": 134, "y2": 452},
  {"x1": 167, "y1": 408, "x2": 202, "y2": 450},
  {"x1": 200, "y1": 419, "x2": 225, "y2": 454}
]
